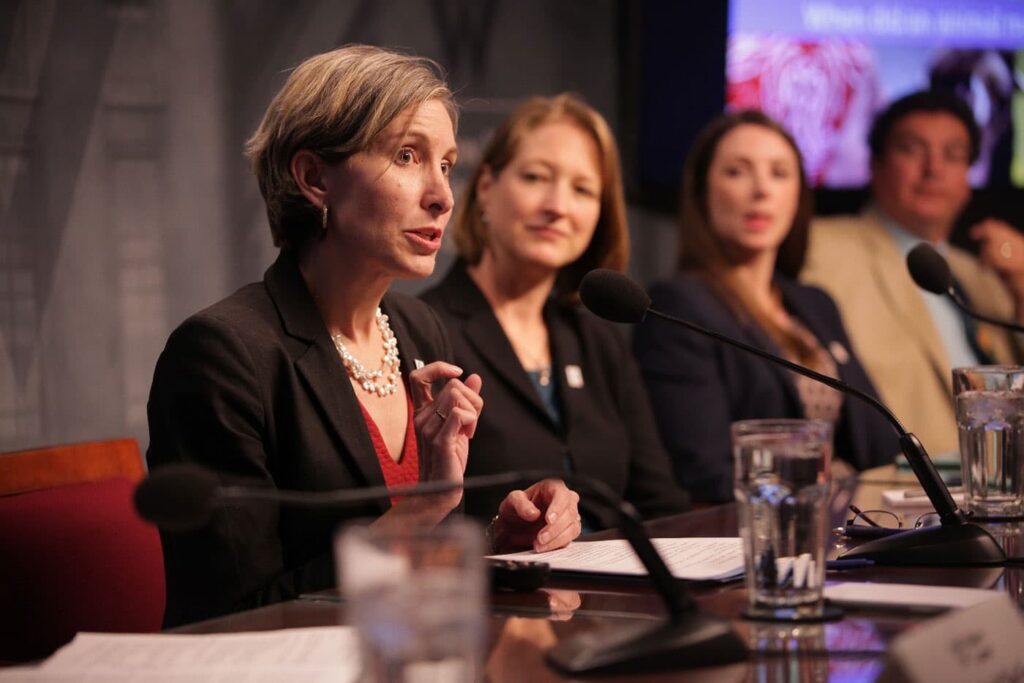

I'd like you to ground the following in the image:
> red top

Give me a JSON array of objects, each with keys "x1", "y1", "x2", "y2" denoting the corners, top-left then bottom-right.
[{"x1": 358, "y1": 390, "x2": 419, "y2": 505}]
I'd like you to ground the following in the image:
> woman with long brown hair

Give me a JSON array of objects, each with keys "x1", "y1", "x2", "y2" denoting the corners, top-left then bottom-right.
[
  {"x1": 422, "y1": 94, "x2": 690, "y2": 527},
  {"x1": 633, "y1": 110, "x2": 897, "y2": 503}
]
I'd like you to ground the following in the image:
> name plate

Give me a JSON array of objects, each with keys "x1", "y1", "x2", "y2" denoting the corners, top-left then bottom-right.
[{"x1": 880, "y1": 594, "x2": 1024, "y2": 683}]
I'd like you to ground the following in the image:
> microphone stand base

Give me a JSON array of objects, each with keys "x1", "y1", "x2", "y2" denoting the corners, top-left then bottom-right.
[
  {"x1": 839, "y1": 523, "x2": 1006, "y2": 565},
  {"x1": 545, "y1": 613, "x2": 748, "y2": 675}
]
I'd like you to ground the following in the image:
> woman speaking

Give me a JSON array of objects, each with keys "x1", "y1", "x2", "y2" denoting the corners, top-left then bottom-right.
[{"x1": 147, "y1": 46, "x2": 581, "y2": 627}]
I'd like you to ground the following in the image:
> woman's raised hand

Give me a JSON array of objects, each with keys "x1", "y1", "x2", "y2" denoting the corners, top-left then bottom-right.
[
  {"x1": 409, "y1": 361, "x2": 484, "y2": 494},
  {"x1": 404, "y1": 361, "x2": 582, "y2": 553}
]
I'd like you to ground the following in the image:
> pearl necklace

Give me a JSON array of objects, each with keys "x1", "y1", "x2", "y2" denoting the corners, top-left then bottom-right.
[{"x1": 331, "y1": 308, "x2": 400, "y2": 397}]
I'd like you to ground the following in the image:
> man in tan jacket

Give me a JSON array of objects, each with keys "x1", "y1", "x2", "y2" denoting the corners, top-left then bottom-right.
[{"x1": 803, "y1": 91, "x2": 1024, "y2": 456}]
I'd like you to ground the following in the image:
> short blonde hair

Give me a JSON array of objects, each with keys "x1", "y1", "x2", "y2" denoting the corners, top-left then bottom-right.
[
  {"x1": 452, "y1": 94, "x2": 629, "y2": 301},
  {"x1": 245, "y1": 44, "x2": 457, "y2": 251}
]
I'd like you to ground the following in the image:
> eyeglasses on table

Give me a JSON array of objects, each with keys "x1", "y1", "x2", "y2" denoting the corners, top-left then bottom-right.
[{"x1": 834, "y1": 505, "x2": 941, "y2": 539}]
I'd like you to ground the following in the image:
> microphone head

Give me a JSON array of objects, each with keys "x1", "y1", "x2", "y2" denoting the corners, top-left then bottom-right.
[
  {"x1": 580, "y1": 269, "x2": 651, "y2": 323},
  {"x1": 906, "y1": 243, "x2": 953, "y2": 295},
  {"x1": 134, "y1": 463, "x2": 220, "y2": 532}
]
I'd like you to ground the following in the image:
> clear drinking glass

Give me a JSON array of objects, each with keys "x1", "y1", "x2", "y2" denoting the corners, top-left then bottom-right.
[
  {"x1": 732, "y1": 419, "x2": 833, "y2": 621},
  {"x1": 335, "y1": 518, "x2": 486, "y2": 682},
  {"x1": 953, "y1": 366, "x2": 1024, "y2": 519}
]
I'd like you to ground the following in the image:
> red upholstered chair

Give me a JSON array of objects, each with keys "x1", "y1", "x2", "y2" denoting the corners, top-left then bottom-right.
[
  {"x1": 0, "y1": 440, "x2": 165, "y2": 662},
  {"x1": 0, "y1": 438, "x2": 146, "y2": 495}
]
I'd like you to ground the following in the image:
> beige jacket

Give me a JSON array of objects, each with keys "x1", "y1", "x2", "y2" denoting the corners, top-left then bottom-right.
[{"x1": 802, "y1": 208, "x2": 1023, "y2": 455}]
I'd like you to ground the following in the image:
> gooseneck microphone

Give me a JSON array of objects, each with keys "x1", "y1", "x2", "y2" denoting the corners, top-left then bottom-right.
[
  {"x1": 135, "y1": 464, "x2": 747, "y2": 674},
  {"x1": 580, "y1": 268, "x2": 1005, "y2": 566},
  {"x1": 907, "y1": 243, "x2": 1024, "y2": 334}
]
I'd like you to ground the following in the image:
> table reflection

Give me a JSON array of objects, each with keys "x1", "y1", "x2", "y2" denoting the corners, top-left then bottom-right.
[
  {"x1": 486, "y1": 617, "x2": 563, "y2": 683},
  {"x1": 745, "y1": 619, "x2": 886, "y2": 683},
  {"x1": 541, "y1": 589, "x2": 582, "y2": 621},
  {"x1": 983, "y1": 520, "x2": 1024, "y2": 607}
]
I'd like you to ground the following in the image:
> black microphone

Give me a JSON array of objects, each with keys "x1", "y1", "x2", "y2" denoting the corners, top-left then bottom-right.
[
  {"x1": 135, "y1": 463, "x2": 220, "y2": 532},
  {"x1": 135, "y1": 464, "x2": 747, "y2": 674},
  {"x1": 907, "y1": 242, "x2": 1024, "y2": 333},
  {"x1": 580, "y1": 268, "x2": 1005, "y2": 566}
]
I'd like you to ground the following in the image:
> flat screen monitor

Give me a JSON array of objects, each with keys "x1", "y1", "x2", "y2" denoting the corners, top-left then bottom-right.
[{"x1": 728, "y1": 1, "x2": 1024, "y2": 188}]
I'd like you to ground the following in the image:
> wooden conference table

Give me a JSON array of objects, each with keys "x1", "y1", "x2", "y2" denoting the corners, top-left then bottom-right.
[{"x1": 175, "y1": 466, "x2": 1024, "y2": 681}]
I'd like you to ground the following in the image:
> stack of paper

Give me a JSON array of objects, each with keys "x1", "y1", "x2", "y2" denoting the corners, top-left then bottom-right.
[
  {"x1": 0, "y1": 627, "x2": 361, "y2": 682},
  {"x1": 488, "y1": 537, "x2": 745, "y2": 581}
]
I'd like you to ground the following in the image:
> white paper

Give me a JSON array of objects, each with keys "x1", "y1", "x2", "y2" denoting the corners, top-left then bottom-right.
[
  {"x1": 488, "y1": 537, "x2": 745, "y2": 581},
  {"x1": 824, "y1": 582, "x2": 997, "y2": 611},
  {"x1": 880, "y1": 488, "x2": 964, "y2": 510},
  {"x1": 0, "y1": 627, "x2": 361, "y2": 683}
]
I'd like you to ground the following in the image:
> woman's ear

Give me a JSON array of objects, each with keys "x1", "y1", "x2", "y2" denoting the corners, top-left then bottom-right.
[
  {"x1": 290, "y1": 150, "x2": 328, "y2": 208},
  {"x1": 476, "y1": 165, "x2": 495, "y2": 207}
]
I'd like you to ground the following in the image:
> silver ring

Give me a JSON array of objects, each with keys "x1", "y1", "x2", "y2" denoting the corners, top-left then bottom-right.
[{"x1": 434, "y1": 408, "x2": 448, "y2": 421}]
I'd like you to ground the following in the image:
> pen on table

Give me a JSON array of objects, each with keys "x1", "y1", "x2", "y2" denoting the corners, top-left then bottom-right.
[{"x1": 825, "y1": 559, "x2": 875, "y2": 570}]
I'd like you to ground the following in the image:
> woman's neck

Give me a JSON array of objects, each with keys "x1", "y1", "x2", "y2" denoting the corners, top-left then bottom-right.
[
  {"x1": 298, "y1": 242, "x2": 390, "y2": 341},
  {"x1": 467, "y1": 251, "x2": 557, "y2": 325},
  {"x1": 728, "y1": 251, "x2": 778, "y2": 313}
]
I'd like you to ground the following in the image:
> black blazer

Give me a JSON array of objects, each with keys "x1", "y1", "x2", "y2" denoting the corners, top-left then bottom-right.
[
  {"x1": 146, "y1": 251, "x2": 451, "y2": 627},
  {"x1": 633, "y1": 273, "x2": 898, "y2": 504},
  {"x1": 421, "y1": 262, "x2": 691, "y2": 522}
]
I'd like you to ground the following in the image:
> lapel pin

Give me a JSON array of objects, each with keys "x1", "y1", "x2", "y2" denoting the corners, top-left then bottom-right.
[
  {"x1": 828, "y1": 341, "x2": 850, "y2": 365},
  {"x1": 565, "y1": 364, "x2": 584, "y2": 388},
  {"x1": 414, "y1": 359, "x2": 425, "y2": 369}
]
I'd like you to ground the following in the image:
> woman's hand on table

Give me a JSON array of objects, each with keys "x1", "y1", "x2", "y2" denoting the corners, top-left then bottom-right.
[{"x1": 490, "y1": 479, "x2": 582, "y2": 553}]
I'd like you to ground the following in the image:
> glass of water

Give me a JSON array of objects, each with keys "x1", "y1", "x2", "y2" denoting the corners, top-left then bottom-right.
[
  {"x1": 953, "y1": 366, "x2": 1024, "y2": 520},
  {"x1": 732, "y1": 419, "x2": 834, "y2": 621},
  {"x1": 335, "y1": 518, "x2": 486, "y2": 682}
]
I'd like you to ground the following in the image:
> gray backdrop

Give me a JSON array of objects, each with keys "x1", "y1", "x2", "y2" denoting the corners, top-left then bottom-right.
[{"x1": 0, "y1": 0, "x2": 678, "y2": 453}]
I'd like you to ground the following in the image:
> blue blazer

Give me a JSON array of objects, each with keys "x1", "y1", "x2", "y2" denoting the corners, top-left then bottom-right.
[{"x1": 633, "y1": 272, "x2": 898, "y2": 503}]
